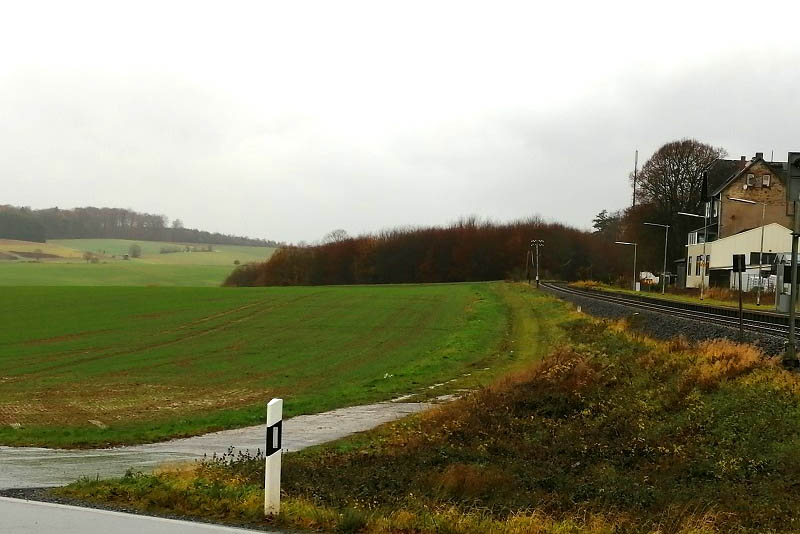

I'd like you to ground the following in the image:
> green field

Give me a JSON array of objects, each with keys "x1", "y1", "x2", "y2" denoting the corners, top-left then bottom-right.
[
  {"x1": 0, "y1": 238, "x2": 275, "y2": 286},
  {"x1": 51, "y1": 239, "x2": 275, "y2": 266},
  {"x1": 0, "y1": 282, "x2": 535, "y2": 448}
]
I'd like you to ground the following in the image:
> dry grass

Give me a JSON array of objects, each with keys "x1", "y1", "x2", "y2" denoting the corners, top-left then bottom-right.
[
  {"x1": 666, "y1": 335, "x2": 692, "y2": 353},
  {"x1": 432, "y1": 463, "x2": 513, "y2": 499},
  {"x1": 686, "y1": 339, "x2": 771, "y2": 390},
  {"x1": 570, "y1": 280, "x2": 603, "y2": 290}
]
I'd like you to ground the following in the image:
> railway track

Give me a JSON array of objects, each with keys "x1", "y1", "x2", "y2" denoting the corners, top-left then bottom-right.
[{"x1": 541, "y1": 282, "x2": 793, "y2": 339}]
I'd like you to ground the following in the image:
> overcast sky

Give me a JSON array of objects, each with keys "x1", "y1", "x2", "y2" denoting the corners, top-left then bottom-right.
[{"x1": 3, "y1": 1, "x2": 800, "y2": 243}]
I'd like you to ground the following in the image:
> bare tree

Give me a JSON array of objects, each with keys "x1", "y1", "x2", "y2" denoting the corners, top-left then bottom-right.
[
  {"x1": 322, "y1": 229, "x2": 349, "y2": 244},
  {"x1": 632, "y1": 138, "x2": 726, "y2": 217}
]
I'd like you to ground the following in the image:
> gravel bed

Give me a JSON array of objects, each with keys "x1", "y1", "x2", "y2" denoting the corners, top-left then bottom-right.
[{"x1": 543, "y1": 286, "x2": 788, "y2": 356}]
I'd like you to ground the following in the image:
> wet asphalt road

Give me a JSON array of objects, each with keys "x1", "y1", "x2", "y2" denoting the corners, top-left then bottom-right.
[
  {"x1": 0, "y1": 401, "x2": 431, "y2": 490},
  {"x1": 0, "y1": 497, "x2": 272, "y2": 533},
  {"x1": 0, "y1": 401, "x2": 433, "y2": 533}
]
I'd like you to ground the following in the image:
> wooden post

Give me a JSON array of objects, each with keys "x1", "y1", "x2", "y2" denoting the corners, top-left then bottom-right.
[{"x1": 264, "y1": 398, "x2": 283, "y2": 516}]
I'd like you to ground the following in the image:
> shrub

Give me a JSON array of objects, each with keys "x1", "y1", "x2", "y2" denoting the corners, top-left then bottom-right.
[
  {"x1": 570, "y1": 280, "x2": 603, "y2": 290},
  {"x1": 128, "y1": 244, "x2": 142, "y2": 258},
  {"x1": 686, "y1": 339, "x2": 769, "y2": 390}
]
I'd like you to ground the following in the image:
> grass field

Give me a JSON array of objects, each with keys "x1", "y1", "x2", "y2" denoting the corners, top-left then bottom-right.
[
  {"x1": 62, "y1": 293, "x2": 800, "y2": 533},
  {"x1": 51, "y1": 239, "x2": 275, "y2": 266},
  {"x1": 0, "y1": 282, "x2": 551, "y2": 448},
  {"x1": 0, "y1": 238, "x2": 275, "y2": 286},
  {"x1": 0, "y1": 239, "x2": 83, "y2": 260}
]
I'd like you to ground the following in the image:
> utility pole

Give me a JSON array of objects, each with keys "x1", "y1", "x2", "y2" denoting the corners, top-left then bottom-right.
[
  {"x1": 531, "y1": 239, "x2": 544, "y2": 287},
  {"x1": 787, "y1": 201, "x2": 800, "y2": 364},
  {"x1": 728, "y1": 197, "x2": 766, "y2": 305},
  {"x1": 632, "y1": 150, "x2": 638, "y2": 208},
  {"x1": 644, "y1": 222, "x2": 670, "y2": 294},
  {"x1": 678, "y1": 208, "x2": 709, "y2": 300},
  {"x1": 525, "y1": 248, "x2": 531, "y2": 285},
  {"x1": 615, "y1": 241, "x2": 638, "y2": 290}
]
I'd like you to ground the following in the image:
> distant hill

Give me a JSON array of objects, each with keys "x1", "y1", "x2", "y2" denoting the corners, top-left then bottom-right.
[{"x1": 0, "y1": 205, "x2": 281, "y2": 247}]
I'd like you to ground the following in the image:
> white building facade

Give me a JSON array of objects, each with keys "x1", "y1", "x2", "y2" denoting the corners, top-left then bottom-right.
[{"x1": 685, "y1": 223, "x2": 791, "y2": 289}]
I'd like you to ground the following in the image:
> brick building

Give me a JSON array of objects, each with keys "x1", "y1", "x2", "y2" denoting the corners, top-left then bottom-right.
[{"x1": 684, "y1": 152, "x2": 798, "y2": 289}]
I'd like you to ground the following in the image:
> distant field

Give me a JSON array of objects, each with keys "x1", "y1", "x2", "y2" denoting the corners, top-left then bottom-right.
[
  {"x1": 0, "y1": 238, "x2": 275, "y2": 286},
  {"x1": 51, "y1": 239, "x2": 276, "y2": 266},
  {"x1": 0, "y1": 239, "x2": 83, "y2": 260},
  {"x1": 0, "y1": 283, "x2": 516, "y2": 447}
]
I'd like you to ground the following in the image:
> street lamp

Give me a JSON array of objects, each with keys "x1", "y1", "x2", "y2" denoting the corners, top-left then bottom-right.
[
  {"x1": 644, "y1": 222, "x2": 670, "y2": 294},
  {"x1": 678, "y1": 211, "x2": 709, "y2": 300},
  {"x1": 615, "y1": 241, "x2": 638, "y2": 291},
  {"x1": 728, "y1": 197, "x2": 766, "y2": 305},
  {"x1": 530, "y1": 239, "x2": 544, "y2": 287}
]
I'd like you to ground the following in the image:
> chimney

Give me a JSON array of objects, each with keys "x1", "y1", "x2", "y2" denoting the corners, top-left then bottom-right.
[
  {"x1": 755, "y1": 152, "x2": 764, "y2": 160},
  {"x1": 740, "y1": 155, "x2": 747, "y2": 168}
]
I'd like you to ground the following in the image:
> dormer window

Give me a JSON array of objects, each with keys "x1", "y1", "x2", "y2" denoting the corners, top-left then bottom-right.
[
  {"x1": 763, "y1": 174, "x2": 771, "y2": 187},
  {"x1": 746, "y1": 173, "x2": 755, "y2": 186}
]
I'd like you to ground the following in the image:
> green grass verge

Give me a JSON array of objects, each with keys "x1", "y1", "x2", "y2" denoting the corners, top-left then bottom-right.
[
  {"x1": 0, "y1": 282, "x2": 540, "y2": 448},
  {"x1": 59, "y1": 287, "x2": 800, "y2": 533}
]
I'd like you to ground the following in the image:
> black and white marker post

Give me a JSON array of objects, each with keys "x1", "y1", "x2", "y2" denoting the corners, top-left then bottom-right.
[{"x1": 264, "y1": 398, "x2": 283, "y2": 516}]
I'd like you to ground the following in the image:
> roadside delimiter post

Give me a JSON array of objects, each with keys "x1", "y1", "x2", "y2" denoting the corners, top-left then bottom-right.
[{"x1": 265, "y1": 398, "x2": 283, "y2": 516}]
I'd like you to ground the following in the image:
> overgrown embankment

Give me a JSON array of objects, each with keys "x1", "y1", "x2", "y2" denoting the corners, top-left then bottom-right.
[{"x1": 59, "y1": 288, "x2": 800, "y2": 533}]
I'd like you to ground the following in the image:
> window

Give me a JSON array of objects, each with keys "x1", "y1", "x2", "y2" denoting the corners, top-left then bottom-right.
[
  {"x1": 746, "y1": 173, "x2": 755, "y2": 186},
  {"x1": 688, "y1": 256, "x2": 693, "y2": 276},
  {"x1": 696, "y1": 255, "x2": 702, "y2": 276},
  {"x1": 763, "y1": 174, "x2": 771, "y2": 187},
  {"x1": 688, "y1": 232, "x2": 697, "y2": 245},
  {"x1": 705, "y1": 255, "x2": 710, "y2": 275},
  {"x1": 750, "y1": 252, "x2": 777, "y2": 266},
  {"x1": 713, "y1": 200, "x2": 718, "y2": 217}
]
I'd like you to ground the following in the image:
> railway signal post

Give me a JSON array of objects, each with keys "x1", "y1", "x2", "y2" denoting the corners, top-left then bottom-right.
[
  {"x1": 732, "y1": 254, "x2": 746, "y2": 341},
  {"x1": 265, "y1": 398, "x2": 283, "y2": 516}
]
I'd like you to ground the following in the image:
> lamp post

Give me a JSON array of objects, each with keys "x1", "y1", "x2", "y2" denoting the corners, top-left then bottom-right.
[
  {"x1": 728, "y1": 197, "x2": 766, "y2": 305},
  {"x1": 644, "y1": 222, "x2": 670, "y2": 294},
  {"x1": 615, "y1": 241, "x2": 638, "y2": 291},
  {"x1": 531, "y1": 239, "x2": 544, "y2": 287},
  {"x1": 678, "y1": 211, "x2": 709, "y2": 300}
]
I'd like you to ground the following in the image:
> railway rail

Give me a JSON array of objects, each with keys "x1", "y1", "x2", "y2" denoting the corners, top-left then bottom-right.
[{"x1": 541, "y1": 281, "x2": 793, "y2": 339}]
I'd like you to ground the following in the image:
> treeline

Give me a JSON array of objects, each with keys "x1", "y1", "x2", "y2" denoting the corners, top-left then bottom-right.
[
  {"x1": 225, "y1": 217, "x2": 628, "y2": 286},
  {"x1": 0, "y1": 205, "x2": 280, "y2": 247}
]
